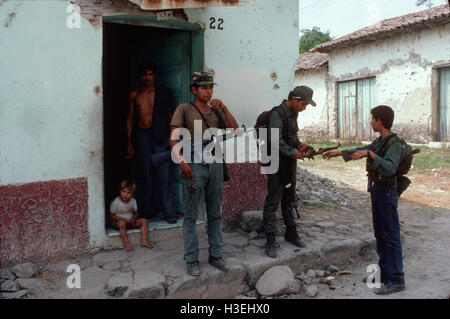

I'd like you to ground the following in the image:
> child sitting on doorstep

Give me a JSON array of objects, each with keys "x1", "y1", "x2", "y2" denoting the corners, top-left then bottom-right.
[{"x1": 110, "y1": 180, "x2": 153, "y2": 251}]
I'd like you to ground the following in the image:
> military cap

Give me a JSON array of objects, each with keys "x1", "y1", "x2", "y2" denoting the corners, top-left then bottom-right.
[
  {"x1": 292, "y1": 86, "x2": 316, "y2": 106},
  {"x1": 191, "y1": 71, "x2": 217, "y2": 86}
]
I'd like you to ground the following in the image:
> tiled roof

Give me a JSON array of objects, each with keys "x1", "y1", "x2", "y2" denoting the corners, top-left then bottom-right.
[
  {"x1": 295, "y1": 51, "x2": 328, "y2": 71},
  {"x1": 312, "y1": 4, "x2": 450, "y2": 53}
]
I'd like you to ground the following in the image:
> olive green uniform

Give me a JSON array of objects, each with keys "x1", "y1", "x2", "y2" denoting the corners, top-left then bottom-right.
[{"x1": 262, "y1": 100, "x2": 302, "y2": 234}]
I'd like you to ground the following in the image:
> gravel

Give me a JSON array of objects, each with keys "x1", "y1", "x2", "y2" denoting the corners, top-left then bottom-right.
[{"x1": 296, "y1": 167, "x2": 351, "y2": 206}]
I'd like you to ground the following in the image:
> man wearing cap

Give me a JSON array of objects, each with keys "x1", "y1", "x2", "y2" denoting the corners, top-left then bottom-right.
[
  {"x1": 169, "y1": 72, "x2": 239, "y2": 276},
  {"x1": 262, "y1": 86, "x2": 316, "y2": 258}
]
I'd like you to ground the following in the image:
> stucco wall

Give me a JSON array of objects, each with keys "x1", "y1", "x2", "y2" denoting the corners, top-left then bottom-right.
[
  {"x1": 0, "y1": 0, "x2": 299, "y2": 262},
  {"x1": 185, "y1": 0, "x2": 299, "y2": 127},
  {"x1": 326, "y1": 24, "x2": 450, "y2": 142},
  {"x1": 0, "y1": 0, "x2": 106, "y2": 254},
  {"x1": 294, "y1": 66, "x2": 329, "y2": 141}
]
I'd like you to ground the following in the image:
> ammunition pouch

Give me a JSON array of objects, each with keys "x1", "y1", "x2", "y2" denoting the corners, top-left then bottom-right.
[{"x1": 396, "y1": 175, "x2": 411, "y2": 196}]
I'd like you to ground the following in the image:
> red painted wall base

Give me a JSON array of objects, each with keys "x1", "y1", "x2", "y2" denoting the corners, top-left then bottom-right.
[
  {"x1": 222, "y1": 163, "x2": 268, "y2": 227},
  {"x1": 0, "y1": 178, "x2": 89, "y2": 267}
]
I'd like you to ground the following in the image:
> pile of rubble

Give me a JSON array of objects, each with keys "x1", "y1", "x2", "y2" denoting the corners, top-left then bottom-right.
[
  {"x1": 0, "y1": 263, "x2": 49, "y2": 299},
  {"x1": 236, "y1": 264, "x2": 353, "y2": 299},
  {"x1": 295, "y1": 167, "x2": 351, "y2": 206}
]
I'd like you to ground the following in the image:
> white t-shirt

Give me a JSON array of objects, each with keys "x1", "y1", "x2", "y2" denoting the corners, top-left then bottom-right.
[{"x1": 110, "y1": 196, "x2": 137, "y2": 221}]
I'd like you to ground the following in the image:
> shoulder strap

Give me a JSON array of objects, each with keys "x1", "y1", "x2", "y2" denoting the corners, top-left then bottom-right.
[
  {"x1": 190, "y1": 102, "x2": 211, "y2": 129},
  {"x1": 212, "y1": 108, "x2": 226, "y2": 129},
  {"x1": 190, "y1": 102, "x2": 226, "y2": 129},
  {"x1": 272, "y1": 105, "x2": 289, "y2": 139},
  {"x1": 273, "y1": 105, "x2": 287, "y2": 121},
  {"x1": 377, "y1": 134, "x2": 402, "y2": 157}
]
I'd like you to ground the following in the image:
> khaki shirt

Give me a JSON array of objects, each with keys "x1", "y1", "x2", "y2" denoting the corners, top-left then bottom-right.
[{"x1": 170, "y1": 103, "x2": 226, "y2": 138}]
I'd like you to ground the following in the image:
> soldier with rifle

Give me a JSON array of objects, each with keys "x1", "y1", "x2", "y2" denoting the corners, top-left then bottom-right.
[
  {"x1": 323, "y1": 105, "x2": 407, "y2": 295},
  {"x1": 261, "y1": 86, "x2": 317, "y2": 258}
]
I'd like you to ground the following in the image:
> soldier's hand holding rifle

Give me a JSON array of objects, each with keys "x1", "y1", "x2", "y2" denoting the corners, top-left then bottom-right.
[
  {"x1": 296, "y1": 144, "x2": 313, "y2": 160},
  {"x1": 295, "y1": 149, "x2": 306, "y2": 160}
]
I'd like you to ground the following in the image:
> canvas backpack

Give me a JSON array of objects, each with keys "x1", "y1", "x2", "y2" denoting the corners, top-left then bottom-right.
[
  {"x1": 366, "y1": 134, "x2": 420, "y2": 196},
  {"x1": 254, "y1": 105, "x2": 290, "y2": 155}
]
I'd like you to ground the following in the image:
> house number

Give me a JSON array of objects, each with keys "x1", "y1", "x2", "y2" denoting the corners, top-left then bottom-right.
[{"x1": 209, "y1": 17, "x2": 224, "y2": 30}]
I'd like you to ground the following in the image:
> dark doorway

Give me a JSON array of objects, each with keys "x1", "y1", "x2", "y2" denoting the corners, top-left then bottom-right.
[{"x1": 102, "y1": 21, "x2": 196, "y2": 228}]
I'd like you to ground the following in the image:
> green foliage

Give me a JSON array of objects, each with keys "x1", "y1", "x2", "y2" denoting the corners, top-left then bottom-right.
[
  {"x1": 299, "y1": 27, "x2": 332, "y2": 54},
  {"x1": 409, "y1": 146, "x2": 450, "y2": 173}
]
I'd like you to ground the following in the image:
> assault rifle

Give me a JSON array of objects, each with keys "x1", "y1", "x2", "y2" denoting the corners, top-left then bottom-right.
[
  {"x1": 301, "y1": 143, "x2": 341, "y2": 161},
  {"x1": 151, "y1": 127, "x2": 254, "y2": 168}
]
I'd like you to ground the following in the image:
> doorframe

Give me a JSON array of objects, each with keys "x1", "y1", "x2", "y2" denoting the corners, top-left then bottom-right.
[
  {"x1": 102, "y1": 14, "x2": 205, "y2": 81},
  {"x1": 431, "y1": 62, "x2": 450, "y2": 141},
  {"x1": 101, "y1": 15, "x2": 205, "y2": 229},
  {"x1": 336, "y1": 77, "x2": 376, "y2": 140}
]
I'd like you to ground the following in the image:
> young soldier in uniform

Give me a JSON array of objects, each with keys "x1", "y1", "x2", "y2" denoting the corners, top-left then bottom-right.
[
  {"x1": 263, "y1": 86, "x2": 316, "y2": 258},
  {"x1": 169, "y1": 72, "x2": 239, "y2": 276},
  {"x1": 323, "y1": 105, "x2": 406, "y2": 295}
]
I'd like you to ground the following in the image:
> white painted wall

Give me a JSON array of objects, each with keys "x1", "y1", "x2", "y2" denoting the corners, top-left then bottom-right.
[
  {"x1": 326, "y1": 24, "x2": 450, "y2": 141},
  {"x1": 0, "y1": 0, "x2": 106, "y2": 247},
  {"x1": 294, "y1": 67, "x2": 328, "y2": 130},
  {"x1": 185, "y1": 0, "x2": 299, "y2": 128},
  {"x1": 185, "y1": 0, "x2": 299, "y2": 161},
  {"x1": 0, "y1": 0, "x2": 300, "y2": 248}
]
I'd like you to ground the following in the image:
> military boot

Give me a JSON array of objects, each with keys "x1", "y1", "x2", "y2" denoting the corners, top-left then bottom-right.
[
  {"x1": 265, "y1": 232, "x2": 277, "y2": 258},
  {"x1": 285, "y1": 226, "x2": 306, "y2": 248}
]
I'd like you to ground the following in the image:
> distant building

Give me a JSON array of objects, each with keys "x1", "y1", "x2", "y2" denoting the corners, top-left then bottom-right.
[{"x1": 295, "y1": 4, "x2": 450, "y2": 143}]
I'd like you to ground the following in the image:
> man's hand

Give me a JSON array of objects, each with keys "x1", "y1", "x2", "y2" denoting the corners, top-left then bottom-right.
[
  {"x1": 127, "y1": 143, "x2": 134, "y2": 159},
  {"x1": 209, "y1": 99, "x2": 226, "y2": 110},
  {"x1": 322, "y1": 151, "x2": 341, "y2": 160},
  {"x1": 351, "y1": 150, "x2": 369, "y2": 161},
  {"x1": 295, "y1": 149, "x2": 305, "y2": 160},
  {"x1": 180, "y1": 161, "x2": 194, "y2": 180},
  {"x1": 298, "y1": 144, "x2": 314, "y2": 153}
]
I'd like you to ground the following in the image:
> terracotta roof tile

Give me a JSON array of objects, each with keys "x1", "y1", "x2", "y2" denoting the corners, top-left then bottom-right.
[
  {"x1": 312, "y1": 4, "x2": 450, "y2": 53},
  {"x1": 295, "y1": 51, "x2": 328, "y2": 71}
]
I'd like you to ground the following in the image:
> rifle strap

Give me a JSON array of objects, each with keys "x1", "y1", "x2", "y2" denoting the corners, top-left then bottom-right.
[{"x1": 189, "y1": 102, "x2": 226, "y2": 130}]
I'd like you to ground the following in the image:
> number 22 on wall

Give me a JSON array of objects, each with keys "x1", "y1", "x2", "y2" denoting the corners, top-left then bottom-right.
[{"x1": 210, "y1": 17, "x2": 224, "y2": 30}]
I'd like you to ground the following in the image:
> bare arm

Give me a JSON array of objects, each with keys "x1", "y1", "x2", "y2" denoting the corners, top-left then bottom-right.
[{"x1": 209, "y1": 99, "x2": 239, "y2": 130}]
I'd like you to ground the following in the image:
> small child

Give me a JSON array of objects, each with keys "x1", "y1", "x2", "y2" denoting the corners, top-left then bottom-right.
[{"x1": 110, "y1": 180, "x2": 153, "y2": 252}]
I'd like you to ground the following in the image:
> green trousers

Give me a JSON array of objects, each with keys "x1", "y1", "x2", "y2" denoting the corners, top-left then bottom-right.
[{"x1": 262, "y1": 166, "x2": 297, "y2": 234}]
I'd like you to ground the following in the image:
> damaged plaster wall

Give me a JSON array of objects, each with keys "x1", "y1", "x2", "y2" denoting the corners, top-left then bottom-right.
[
  {"x1": 326, "y1": 24, "x2": 450, "y2": 142},
  {"x1": 184, "y1": 0, "x2": 299, "y2": 128},
  {"x1": 0, "y1": 0, "x2": 300, "y2": 255},
  {"x1": 295, "y1": 66, "x2": 330, "y2": 141},
  {"x1": 74, "y1": 0, "x2": 188, "y2": 28},
  {"x1": 0, "y1": 0, "x2": 105, "y2": 247}
]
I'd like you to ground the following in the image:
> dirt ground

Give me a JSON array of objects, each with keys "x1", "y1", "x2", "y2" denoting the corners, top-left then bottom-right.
[{"x1": 294, "y1": 158, "x2": 450, "y2": 299}]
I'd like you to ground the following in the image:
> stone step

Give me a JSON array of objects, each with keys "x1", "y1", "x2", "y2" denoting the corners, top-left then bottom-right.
[{"x1": 106, "y1": 219, "x2": 205, "y2": 249}]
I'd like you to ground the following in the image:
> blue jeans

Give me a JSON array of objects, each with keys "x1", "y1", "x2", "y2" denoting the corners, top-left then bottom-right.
[
  {"x1": 133, "y1": 129, "x2": 174, "y2": 219},
  {"x1": 371, "y1": 182, "x2": 405, "y2": 285},
  {"x1": 182, "y1": 163, "x2": 223, "y2": 262}
]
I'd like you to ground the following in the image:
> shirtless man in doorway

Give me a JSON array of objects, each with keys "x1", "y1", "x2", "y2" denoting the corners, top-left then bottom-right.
[{"x1": 126, "y1": 62, "x2": 177, "y2": 224}]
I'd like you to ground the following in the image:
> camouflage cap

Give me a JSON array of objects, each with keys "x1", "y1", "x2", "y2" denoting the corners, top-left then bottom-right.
[{"x1": 191, "y1": 71, "x2": 217, "y2": 86}]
